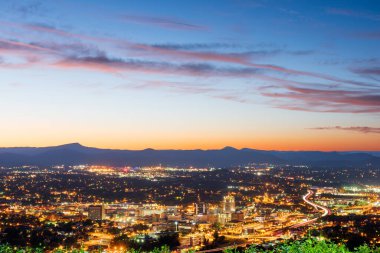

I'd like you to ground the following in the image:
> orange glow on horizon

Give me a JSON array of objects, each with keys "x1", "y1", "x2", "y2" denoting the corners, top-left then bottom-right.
[{"x1": 1, "y1": 133, "x2": 379, "y2": 151}]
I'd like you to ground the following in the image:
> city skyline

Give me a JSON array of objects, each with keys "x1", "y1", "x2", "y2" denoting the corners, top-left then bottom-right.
[{"x1": 1, "y1": 0, "x2": 380, "y2": 151}]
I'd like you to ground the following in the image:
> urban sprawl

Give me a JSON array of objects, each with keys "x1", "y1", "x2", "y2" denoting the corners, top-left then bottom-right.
[{"x1": 0, "y1": 165, "x2": 379, "y2": 252}]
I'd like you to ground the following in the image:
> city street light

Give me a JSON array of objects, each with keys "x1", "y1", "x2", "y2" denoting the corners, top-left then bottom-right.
[{"x1": 174, "y1": 221, "x2": 178, "y2": 231}]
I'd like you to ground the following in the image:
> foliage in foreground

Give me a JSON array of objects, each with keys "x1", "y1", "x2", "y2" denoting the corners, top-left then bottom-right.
[
  {"x1": 225, "y1": 238, "x2": 380, "y2": 253},
  {"x1": 0, "y1": 238, "x2": 379, "y2": 253}
]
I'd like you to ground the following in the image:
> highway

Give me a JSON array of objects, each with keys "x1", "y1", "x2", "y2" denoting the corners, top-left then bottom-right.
[
  {"x1": 302, "y1": 190, "x2": 331, "y2": 217},
  {"x1": 195, "y1": 190, "x2": 331, "y2": 252},
  {"x1": 289, "y1": 190, "x2": 331, "y2": 229}
]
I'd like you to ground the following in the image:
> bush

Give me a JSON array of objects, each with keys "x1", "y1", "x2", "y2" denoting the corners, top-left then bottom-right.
[
  {"x1": 225, "y1": 238, "x2": 380, "y2": 253},
  {"x1": 0, "y1": 238, "x2": 379, "y2": 252}
]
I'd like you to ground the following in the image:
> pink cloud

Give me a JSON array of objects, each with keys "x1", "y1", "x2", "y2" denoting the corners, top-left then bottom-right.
[
  {"x1": 261, "y1": 85, "x2": 380, "y2": 113},
  {"x1": 309, "y1": 126, "x2": 380, "y2": 134},
  {"x1": 1, "y1": 20, "x2": 379, "y2": 113},
  {"x1": 5, "y1": 21, "x2": 374, "y2": 88},
  {"x1": 0, "y1": 38, "x2": 54, "y2": 53}
]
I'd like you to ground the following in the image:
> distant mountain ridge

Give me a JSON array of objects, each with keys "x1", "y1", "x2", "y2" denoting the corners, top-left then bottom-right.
[{"x1": 0, "y1": 143, "x2": 379, "y2": 167}]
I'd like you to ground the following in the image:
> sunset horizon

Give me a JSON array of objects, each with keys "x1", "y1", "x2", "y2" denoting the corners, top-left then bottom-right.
[
  {"x1": 0, "y1": 2, "x2": 380, "y2": 251},
  {"x1": 1, "y1": 140, "x2": 380, "y2": 152},
  {"x1": 0, "y1": 1, "x2": 379, "y2": 152}
]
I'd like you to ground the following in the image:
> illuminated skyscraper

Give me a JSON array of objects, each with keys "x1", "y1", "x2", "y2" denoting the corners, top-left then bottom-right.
[
  {"x1": 222, "y1": 195, "x2": 235, "y2": 213},
  {"x1": 194, "y1": 202, "x2": 208, "y2": 215}
]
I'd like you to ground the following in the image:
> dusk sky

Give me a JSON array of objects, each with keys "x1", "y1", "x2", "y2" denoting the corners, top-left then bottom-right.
[{"x1": 0, "y1": 0, "x2": 379, "y2": 151}]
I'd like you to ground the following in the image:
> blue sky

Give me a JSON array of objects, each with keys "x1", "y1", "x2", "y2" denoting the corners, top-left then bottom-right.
[{"x1": 0, "y1": 0, "x2": 379, "y2": 150}]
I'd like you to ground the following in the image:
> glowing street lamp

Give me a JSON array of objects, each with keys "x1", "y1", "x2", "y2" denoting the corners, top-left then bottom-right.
[{"x1": 174, "y1": 221, "x2": 178, "y2": 231}]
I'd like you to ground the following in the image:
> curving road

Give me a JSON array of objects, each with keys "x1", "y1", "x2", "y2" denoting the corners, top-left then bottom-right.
[
  {"x1": 303, "y1": 190, "x2": 331, "y2": 217},
  {"x1": 289, "y1": 190, "x2": 331, "y2": 228}
]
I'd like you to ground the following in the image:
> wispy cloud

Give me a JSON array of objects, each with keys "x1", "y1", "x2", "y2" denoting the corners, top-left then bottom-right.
[
  {"x1": 32, "y1": 41, "x2": 106, "y2": 58},
  {"x1": 0, "y1": 38, "x2": 55, "y2": 66},
  {"x1": 150, "y1": 42, "x2": 239, "y2": 50},
  {"x1": 1, "y1": 21, "x2": 120, "y2": 45},
  {"x1": 3, "y1": 21, "x2": 372, "y2": 89},
  {"x1": 52, "y1": 53, "x2": 263, "y2": 78},
  {"x1": 121, "y1": 14, "x2": 207, "y2": 31},
  {"x1": 352, "y1": 67, "x2": 380, "y2": 76},
  {"x1": 318, "y1": 57, "x2": 380, "y2": 66},
  {"x1": 261, "y1": 85, "x2": 380, "y2": 113},
  {"x1": 1, "y1": 20, "x2": 380, "y2": 113},
  {"x1": 150, "y1": 43, "x2": 315, "y2": 57},
  {"x1": 0, "y1": 38, "x2": 53, "y2": 53},
  {"x1": 0, "y1": 22, "x2": 320, "y2": 79},
  {"x1": 120, "y1": 80, "x2": 250, "y2": 104},
  {"x1": 128, "y1": 43, "x2": 374, "y2": 87},
  {"x1": 309, "y1": 126, "x2": 380, "y2": 134},
  {"x1": 10, "y1": 1, "x2": 46, "y2": 18},
  {"x1": 326, "y1": 8, "x2": 380, "y2": 21}
]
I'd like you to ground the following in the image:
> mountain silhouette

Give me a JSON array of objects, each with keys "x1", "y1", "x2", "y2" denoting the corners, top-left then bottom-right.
[{"x1": 0, "y1": 143, "x2": 379, "y2": 167}]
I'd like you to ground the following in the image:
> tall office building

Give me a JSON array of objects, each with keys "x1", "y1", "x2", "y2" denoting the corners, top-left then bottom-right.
[
  {"x1": 222, "y1": 195, "x2": 236, "y2": 213},
  {"x1": 194, "y1": 202, "x2": 208, "y2": 215},
  {"x1": 88, "y1": 205, "x2": 106, "y2": 220}
]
